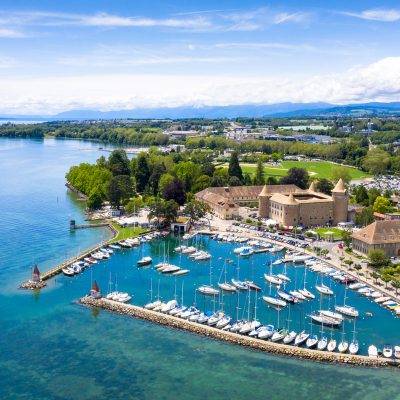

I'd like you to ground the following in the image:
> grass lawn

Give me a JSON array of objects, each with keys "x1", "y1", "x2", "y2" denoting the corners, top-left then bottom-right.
[
  {"x1": 311, "y1": 227, "x2": 344, "y2": 240},
  {"x1": 219, "y1": 160, "x2": 371, "y2": 181},
  {"x1": 110, "y1": 222, "x2": 148, "y2": 242}
]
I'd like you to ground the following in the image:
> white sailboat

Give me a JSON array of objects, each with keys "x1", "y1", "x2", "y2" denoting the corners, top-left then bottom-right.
[
  {"x1": 294, "y1": 331, "x2": 310, "y2": 346},
  {"x1": 198, "y1": 259, "x2": 219, "y2": 296},
  {"x1": 368, "y1": 345, "x2": 378, "y2": 358},
  {"x1": 144, "y1": 277, "x2": 162, "y2": 310},
  {"x1": 218, "y1": 260, "x2": 237, "y2": 292}
]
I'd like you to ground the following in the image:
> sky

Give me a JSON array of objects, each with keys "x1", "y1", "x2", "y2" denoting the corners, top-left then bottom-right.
[{"x1": 0, "y1": 0, "x2": 400, "y2": 115}]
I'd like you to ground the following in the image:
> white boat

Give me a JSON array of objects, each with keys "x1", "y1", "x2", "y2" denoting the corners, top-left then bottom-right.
[
  {"x1": 375, "y1": 296, "x2": 391, "y2": 304},
  {"x1": 349, "y1": 340, "x2": 359, "y2": 355},
  {"x1": 317, "y1": 336, "x2": 328, "y2": 351},
  {"x1": 239, "y1": 320, "x2": 261, "y2": 334},
  {"x1": 119, "y1": 241, "x2": 132, "y2": 248},
  {"x1": 152, "y1": 302, "x2": 165, "y2": 312},
  {"x1": 230, "y1": 320, "x2": 247, "y2": 332},
  {"x1": 91, "y1": 252, "x2": 104, "y2": 260},
  {"x1": 327, "y1": 339, "x2": 337, "y2": 352},
  {"x1": 172, "y1": 269, "x2": 190, "y2": 276},
  {"x1": 208, "y1": 312, "x2": 224, "y2": 326},
  {"x1": 175, "y1": 245, "x2": 187, "y2": 252},
  {"x1": 197, "y1": 312, "x2": 213, "y2": 324},
  {"x1": 231, "y1": 279, "x2": 249, "y2": 290},
  {"x1": 283, "y1": 331, "x2": 297, "y2": 344},
  {"x1": 62, "y1": 267, "x2": 75, "y2": 276},
  {"x1": 271, "y1": 245, "x2": 284, "y2": 252},
  {"x1": 180, "y1": 306, "x2": 199, "y2": 319},
  {"x1": 194, "y1": 252, "x2": 211, "y2": 261},
  {"x1": 358, "y1": 286, "x2": 371, "y2": 294},
  {"x1": 276, "y1": 273, "x2": 291, "y2": 282},
  {"x1": 335, "y1": 305, "x2": 359, "y2": 318},
  {"x1": 258, "y1": 325, "x2": 275, "y2": 339},
  {"x1": 233, "y1": 246, "x2": 252, "y2": 255},
  {"x1": 218, "y1": 282, "x2": 237, "y2": 292},
  {"x1": 315, "y1": 284, "x2": 334, "y2": 296},
  {"x1": 161, "y1": 265, "x2": 181, "y2": 274},
  {"x1": 239, "y1": 248, "x2": 254, "y2": 257},
  {"x1": 368, "y1": 345, "x2": 378, "y2": 358},
  {"x1": 289, "y1": 290, "x2": 307, "y2": 301},
  {"x1": 115, "y1": 292, "x2": 132, "y2": 303},
  {"x1": 311, "y1": 315, "x2": 342, "y2": 327},
  {"x1": 109, "y1": 244, "x2": 121, "y2": 250},
  {"x1": 144, "y1": 299, "x2": 162, "y2": 310},
  {"x1": 338, "y1": 341, "x2": 349, "y2": 353},
  {"x1": 216, "y1": 315, "x2": 232, "y2": 329},
  {"x1": 198, "y1": 285, "x2": 219, "y2": 296},
  {"x1": 161, "y1": 300, "x2": 178, "y2": 313},
  {"x1": 294, "y1": 331, "x2": 309, "y2": 346},
  {"x1": 348, "y1": 282, "x2": 364, "y2": 290},
  {"x1": 249, "y1": 326, "x2": 266, "y2": 337},
  {"x1": 319, "y1": 310, "x2": 343, "y2": 321},
  {"x1": 277, "y1": 290, "x2": 296, "y2": 303},
  {"x1": 271, "y1": 328, "x2": 288, "y2": 342},
  {"x1": 188, "y1": 312, "x2": 201, "y2": 322},
  {"x1": 181, "y1": 246, "x2": 197, "y2": 254},
  {"x1": 272, "y1": 259, "x2": 283, "y2": 266},
  {"x1": 370, "y1": 291, "x2": 383, "y2": 298},
  {"x1": 394, "y1": 346, "x2": 400, "y2": 359},
  {"x1": 155, "y1": 262, "x2": 170, "y2": 270},
  {"x1": 264, "y1": 274, "x2": 283, "y2": 285},
  {"x1": 383, "y1": 346, "x2": 393, "y2": 358},
  {"x1": 262, "y1": 296, "x2": 287, "y2": 308},
  {"x1": 169, "y1": 305, "x2": 186, "y2": 316},
  {"x1": 306, "y1": 335, "x2": 318, "y2": 348},
  {"x1": 299, "y1": 288, "x2": 315, "y2": 300},
  {"x1": 137, "y1": 256, "x2": 152, "y2": 266}
]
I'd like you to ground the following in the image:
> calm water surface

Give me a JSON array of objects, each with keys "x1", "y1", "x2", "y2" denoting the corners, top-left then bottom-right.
[{"x1": 0, "y1": 138, "x2": 399, "y2": 400}]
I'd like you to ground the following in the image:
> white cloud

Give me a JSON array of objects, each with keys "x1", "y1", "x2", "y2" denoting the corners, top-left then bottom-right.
[
  {"x1": 2, "y1": 57, "x2": 399, "y2": 115},
  {"x1": 0, "y1": 28, "x2": 26, "y2": 38},
  {"x1": 273, "y1": 12, "x2": 310, "y2": 24},
  {"x1": 342, "y1": 8, "x2": 400, "y2": 22}
]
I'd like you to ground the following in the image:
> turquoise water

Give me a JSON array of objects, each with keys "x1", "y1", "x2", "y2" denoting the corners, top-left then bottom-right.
[{"x1": 0, "y1": 138, "x2": 399, "y2": 400}]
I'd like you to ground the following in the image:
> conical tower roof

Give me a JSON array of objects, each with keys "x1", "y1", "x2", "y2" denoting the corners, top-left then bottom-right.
[
  {"x1": 288, "y1": 193, "x2": 298, "y2": 205},
  {"x1": 32, "y1": 264, "x2": 40, "y2": 276},
  {"x1": 332, "y1": 178, "x2": 346, "y2": 193},
  {"x1": 92, "y1": 280, "x2": 100, "y2": 293},
  {"x1": 309, "y1": 180, "x2": 317, "y2": 192},
  {"x1": 259, "y1": 184, "x2": 269, "y2": 197}
]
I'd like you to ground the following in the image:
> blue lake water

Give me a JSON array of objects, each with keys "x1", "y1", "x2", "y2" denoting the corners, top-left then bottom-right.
[{"x1": 0, "y1": 138, "x2": 399, "y2": 400}]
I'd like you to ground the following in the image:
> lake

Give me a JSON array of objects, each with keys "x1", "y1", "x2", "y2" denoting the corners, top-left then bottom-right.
[{"x1": 0, "y1": 138, "x2": 399, "y2": 400}]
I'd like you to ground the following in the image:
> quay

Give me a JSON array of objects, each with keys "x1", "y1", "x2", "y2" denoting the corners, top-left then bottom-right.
[{"x1": 78, "y1": 296, "x2": 396, "y2": 368}]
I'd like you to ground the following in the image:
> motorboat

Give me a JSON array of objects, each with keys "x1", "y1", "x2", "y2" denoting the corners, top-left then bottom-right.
[
  {"x1": 276, "y1": 274, "x2": 291, "y2": 282},
  {"x1": 99, "y1": 250, "x2": 110, "y2": 258},
  {"x1": 230, "y1": 320, "x2": 247, "y2": 332},
  {"x1": 271, "y1": 328, "x2": 288, "y2": 342},
  {"x1": 161, "y1": 300, "x2": 178, "y2": 313},
  {"x1": 216, "y1": 315, "x2": 232, "y2": 329},
  {"x1": 181, "y1": 246, "x2": 197, "y2": 254},
  {"x1": 198, "y1": 285, "x2": 219, "y2": 296},
  {"x1": 119, "y1": 241, "x2": 132, "y2": 248},
  {"x1": 283, "y1": 331, "x2": 297, "y2": 344},
  {"x1": 294, "y1": 331, "x2": 310, "y2": 346},
  {"x1": 172, "y1": 269, "x2": 190, "y2": 276},
  {"x1": 317, "y1": 336, "x2": 328, "y2": 351},
  {"x1": 370, "y1": 291, "x2": 383, "y2": 298},
  {"x1": 272, "y1": 259, "x2": 283, "y2": 266},
  {"x1": 137, "y1": 256, "x2": 152, "y2": 266},
  {"x1": 144, "y1": 299, "x2": 162, "y2": 310},
  {"x1": 335, "y1": 305, "x2": 359, "y2": 318},
  {"x1": 218, "y1": 282, "x2": 237, "y2": 292},
  {"x1": 126, "y1": 238, "x2": 140, "y2": 246},
  {"x1": 108, "y1": 244, "x2": 121, "y2": 250},
  {"x1": 197, "y1": 311, "x2": 213, "y2": 324},
  {"x1": 188, "y1": 312, "x2": 201, "y2": 322},
  {"x1": 349, "y1": 340, "x2": 359, "y2": 355},
  {"x1": 368, "y1": 345, "x2": 378, "y2": 358},
  {"x1": 91, "y1": 252, "x2": 104, "y2": 260},
  {"x1": 383, "y1": 345, "x2": 393, "y2": 359},
  {"x1": 306, "y1": 335, "x2": 318, "y2": 348},
  {"x1": 277, "y1": 290, "x2": 297, "y2": 303},
  {"x1": 169, "y1": 305, "x2": 186, "y2": 316},
  {"x1": 299, "y1": 288, "x2": 315, "y2": 300},
  {"x1": 231, "y1": 279, "x2": 249, "y2": 290},
  {"x1": 319, "y1": 310, "x2": 343, "y2": 321},
  {"x1": 100, "y1": 247, "x2": 113, "y2": 254},
  {"x1": 233, "y1": 246, "x2": 252, "y2": 254},
  {"x1": 262, "y1": 296, "x2": 287, "y2": 308},
  {"x1": 327, "y1": 339, "x2": 337, "y2": 352},
  {"x1": 62, "y1": 267, "x2": 75, "y2": 276},
  {"x1": 258, "y1": 324, "x2": 275, "y2": 340},
  {"x1": 358, "y1": 286, "x2": 372, "y2": 294},
  {"x1": 311, "y1": 314, "x2": 342, "y2": 327},
  {"x1": 264, "y1": 274, "x2": 283, "y2": 285},
  {"x1": 374, "y1": 296, "x2": 391, "y2": 304},
  {"x1": 249, "y1": 326, "x2": 266, "y2": 337},
  {"x1": 207, "y1": 312, "x2": 224, "y2": 326},
  {"x1": 315, "y1": 284, "x2": 334, "y2": 296},
  {"x1": 338, "y1": 341, "x2": 349, "y2": 353},
  {"x1": 239, "y1": 320, "x2": 261, "y2": 334},
  {"x1": 161, "y1": 265, "x2": 181, "y2": 274},
  {"x1": 180, "y1": 306, "x2": 199, "y2": 319},
  {"x1": 244, "y1": 281, "x2": 262, "y2": 291},
  {"x1": 239, "y1": 248, "x2": 254, "y2": 257}
]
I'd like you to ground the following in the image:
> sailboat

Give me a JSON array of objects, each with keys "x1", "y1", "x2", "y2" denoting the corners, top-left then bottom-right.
[
  {"x1": 298, "y1": 266, "x2": 315, "y2": 299},
  {"x1": 327, "y1": 338, "x2": 337, "y2": 352},
  {"x1": 335, "y1": 285, "x2": 359, "y2": 317},
  {"x1": 231, "y1": 255, "x2": 248, "y2": 290},
  {"x1": 282, "y1": 304, "x2": 296, "y2": 344},
  {"x1": 295, "y1": 331, "x2": 310, "y2": 346},
  {"x1": 316, "y1": 283, "x2": 334, "y2": 296},
  {"x1": 198, "y1": 259, "x2": 219, "y2": 295},
  {"x1": 239, "y1": 289, "x2": 260, "y2": 334},
  {"x1": 338, "y1": 318, "x2": 348, "y2": 353},
  {"x1": 218, "y1": 260, "x2": 237, "y2": 292},
  {"x1": 368, "y1": 345, "x2": 378, "y2": 358},
  {"x1": 144, "y1": 278, "x2": 162, "y2": 310}
]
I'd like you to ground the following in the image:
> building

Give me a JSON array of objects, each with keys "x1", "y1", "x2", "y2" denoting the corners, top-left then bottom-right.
[
  {"x1": 171, "y1": 217, "x2": 191, "y2": 233},
  {"x1": 352, "y1": 220, "x2": 400, "y2": 257},
  {"x1": 195, "y1": 179, "x2": 349, "y2": 226},
  {"x1": 32, "y1": 264, "x2": 41, "y2": 283}
]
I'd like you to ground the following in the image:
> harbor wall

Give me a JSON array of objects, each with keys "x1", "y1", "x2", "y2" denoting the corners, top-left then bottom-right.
[{"x1": 78, "y1": 296, "x2": 395, "y2": 368}]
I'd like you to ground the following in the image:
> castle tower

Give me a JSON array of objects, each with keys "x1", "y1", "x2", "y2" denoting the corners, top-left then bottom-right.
[
  {"x1": 282, "y1": 194, "x2": 299, "y2": 226},
  {"x1": 332, "y1": 178, "x2": 348, "y2": 224},
  {"x1": 32, "y1": 264, "x2": 41, "y2": 283},
  {"x1": 309, "y1": 180, "x2": 317, "y2": 192},
  {"x1": 258, "y1": 185, "x2": 270, "y2": 218},
  {"x1": 90, "y1": 280, "x2": 101, "y2": 299}
]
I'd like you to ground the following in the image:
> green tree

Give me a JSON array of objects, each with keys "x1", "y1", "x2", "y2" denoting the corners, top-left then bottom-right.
[
  {"x1": 355, "y1": 207, "x2": 374, "y2": 226},
  {"x1": 135, "y1": 153, "x2": 150, "y2": 192},
  {"x1": 228, "y1": 151, "x2": 243, "y2": 182},
  {"x1": 107, "y1": 150, "x2": 130, "y2": 176},
  {"x1": 340, "y1": 228, "x2": 352, "y2": 249},
  {"x1": 162, "y1": 178, "x2": 186, "y2": 206},
  {"x1": 184, "y1": 200, "x2": 209, "y2": 222},
  {"x1": 253, "y1": 159, "x2": 265, "y2": 185},
  {"x1": 381, "y1": 274, "x2": 392, "y2": 288},
  {"x1": 280, "y1": 167, "x2": 309, "y2": 189},
  {"x1": 371, "y1": 271, "x2": 380, "y2": 283},
  {"x1": 332, "y1": 166, "x2": 351, "y2": 185},
  {"x1": 363, "y1": 148, "x2": 391, "y2": 175},
  {"x1": 125, "y1": 197, "x2": 144, "y2": 214},
  {"x1": 174, "y1": 161, "x2": 201, "y2": 192},
  {"x1": 316, "y1": 178, "x2": 334, "y2": 195},
  {"x1": 373, "y1": 196, "x2": 392, "y2": 214},
  {"x1": 392, "y1": 279, "x2": 400, "y2": 294},
  {"x1": 368, "y1": 249, "x2": 388, "y2": 268},
  {"x1": 107, "y1": 175, "x2": 134, "y2": 208},
  {"x1": 368, "y1": 188, "x2": 381, "y2": 206},
  {"x1": 87, "y1": 188, "x2": 103, "y2": 210},
  {"x1": 355, "y1": 186, "x2": 369, "y2": 205},
  {"x1": 266, "y1": 176, "x2": 278, "y2": 185},
  {"x1": 243, "y1": 172, "x2": 252, "y2": 185}
]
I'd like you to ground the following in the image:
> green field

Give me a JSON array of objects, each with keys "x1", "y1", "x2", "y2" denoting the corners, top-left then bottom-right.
[
  {"x1": 311, "y1": 227, "x2": 344, "y2": 240},
  {"x1": 110, "y1": 222, "x2": 148, "y2": 242},
  {"x1": 220, "y1": 161, "x2": 371, "y2": 181}
]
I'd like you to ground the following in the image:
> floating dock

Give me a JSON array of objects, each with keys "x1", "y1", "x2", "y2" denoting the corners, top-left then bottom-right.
[{"x1": 78, "y1": 296, "x2": 397, "y2": 368}]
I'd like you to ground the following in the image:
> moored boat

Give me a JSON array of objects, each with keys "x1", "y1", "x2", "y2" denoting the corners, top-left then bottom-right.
[
  {"x1": 137, "y1": 256, "x2": 152, "y2": 266},
  {"x1": 368, "y1": 344, "x2": 378, "y2": 358}
]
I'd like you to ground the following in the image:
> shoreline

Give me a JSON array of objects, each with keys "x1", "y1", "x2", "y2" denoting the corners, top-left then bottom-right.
[{"x1": 78, "y1": 296, "x2": 396, "y2": 368}]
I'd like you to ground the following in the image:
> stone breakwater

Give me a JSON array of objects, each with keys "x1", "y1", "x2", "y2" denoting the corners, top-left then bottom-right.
[{"x1": 78, "y1": 296, "x2": 395, "y2": 368}]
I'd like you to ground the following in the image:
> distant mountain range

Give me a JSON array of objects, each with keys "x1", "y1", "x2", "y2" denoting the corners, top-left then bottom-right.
[{"x1": 2, "y1": 102, "x2": 400, "y2": 120}]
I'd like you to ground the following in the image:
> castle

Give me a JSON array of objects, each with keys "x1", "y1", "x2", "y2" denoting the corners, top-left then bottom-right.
[{"x1": 195, "y1": 179, "x2": 348, "y2": 226}]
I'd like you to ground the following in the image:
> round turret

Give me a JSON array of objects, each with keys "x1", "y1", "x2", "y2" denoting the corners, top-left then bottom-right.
[
  {"x1": 258, "y1": 185, "x2": 270, "y2": 218},
  {"x1": 332, "y1": 179, "x2": 348, "y2": 224}
]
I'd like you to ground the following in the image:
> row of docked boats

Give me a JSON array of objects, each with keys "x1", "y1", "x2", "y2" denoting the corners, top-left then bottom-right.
[{"x1": 175, "y1": 245, "x2": 211, "y2": 261}]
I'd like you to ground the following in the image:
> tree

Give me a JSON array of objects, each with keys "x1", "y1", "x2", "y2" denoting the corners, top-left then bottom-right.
[
  {"x1": 392, "y1": 279, "x2": 400, "y2": 294},
  {"x1": 332, "y1": 166, "x2": 351, "y2": 185},
  {"x1": 87, "y1": 188, "x2": 103, "y2": 210},
  {"x1": 125, "y1": 197, "x2": 144, "y2": 214},
  {"x1": 107, "y1": 175, "x2": 134, "y2": 208},
  {"x1": 266, "y1": 176, "x2": 278, "y2": 185},
  {"x1": 355, "y1": 207, "x2": 374, "y2": 226},
  {"x1": 192, "y1": 175, "x2": 211, "y2": 193},
  {"x1": 371, "y1": 271, "x2": 380, "y2": 283},
  {"x1": 253, "y1": 159, "x2": 265, "y2": 185},
  {"x1": 373, "y1": 196, "x2": 392, "y2": 214},
  {"x1": 149, "y1": 198, "x2": 179, "y2": 226},
  {"x1": 107, "y1": 150, "x2": 130, "y2": 176},
  {"x1": 228, "y1": 151, "x2": 243, "y2": 182},
  {"x1": 243, "y1": 173, "x2": 252, "y2": 186},
  {"x1": 148, "y1": 162, "x2": 166, "y2": 195},
  {"x1": 363, "y1": 148, "x2": 391, "y2": 175},
  {"x1": 340, "y1": 228, "x2": 352, "y2": 249},
  {"x1": 135, "y1": 154, "x2": 150, "y2": 193},
  {"x1": 368, "y1": 249, "x2": 388, "y2": 268},
  {"x1": 280, "y1": 167, "x2": 309, "y2": 189},
  {"x1": 381, "y1": 274, "x2": 392, "y2": 288},
  {"x1": 96, "y1": 155, "x2": 107, "y2": 169},
  {"x1": 229, "y1": 176, "x2": 242, "y2": 186},
  {"x1": 174, "y1": 161, "x2": 201, "y2": 192},
  {"x1": 184, "y1": 200, "x2": 209, "y2": 222},
  {"x1": 316, "y1": 178, "x2": 334, "y2": 195},
  {"x1": 162, "y1": 178, "x2": 186, "y2": 206},
  {"x1": 355, "y1": 186, "x2": 369, "y2": 205}
]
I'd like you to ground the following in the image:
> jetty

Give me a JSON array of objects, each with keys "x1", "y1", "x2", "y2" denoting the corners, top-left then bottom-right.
[{"x1": 78, "y1": 296, "x2": 396, "y2": 368}]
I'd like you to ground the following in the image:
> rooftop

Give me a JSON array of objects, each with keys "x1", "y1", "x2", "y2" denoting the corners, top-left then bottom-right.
[{"x1": 352, "y1": 220, "x2": 400, "y2": 245}]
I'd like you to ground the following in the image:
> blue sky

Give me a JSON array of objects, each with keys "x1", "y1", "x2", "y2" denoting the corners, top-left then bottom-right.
[{"x1": 0, "y1": 1, "x2": 400, "y2": 114}]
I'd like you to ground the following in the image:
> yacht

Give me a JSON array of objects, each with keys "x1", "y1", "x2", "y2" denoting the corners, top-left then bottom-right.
[
  {"x1": 194, "y1": 252, "x2": 211, "y2": 261},
  {"x1": 144, "y1": 299, "x2": 162, "y2": 310},
  {"x1": 180, "y1": 306, "x2": 199, "y2": 319},
  {"x1": 334, "y1": 305, "x2": 359, "y2": 318},
  {"x1": 264, "y1": 274, "x2": 283, "y2": 285},
  {"x1": 258, "y1": 325, "x2": 275, "y2": 340},
  {"x1": 289, "y1": 290, "x2": 307, "y2": 301},
  {"x1": 306, "y1": 335, "x2": 318, "y2": 348},
  {"x1": 315, "y1": 284, "x2": 334, "y2": 296},
  {"x1": 91, "y1": 252, "x2": 104, "y2": 260},
  {"x1": 218, "y1": 282, "x2": 237, "y2": 292},
  {"x1": 230, "y1": 320, "x2": 247, "y2": 333},
  {"x1": 349, "y1": 340, "x2": 359, "y2": 355},
  {"x1": 137, "y1": 256, "x2": 152, "y2": 266},
  {"x1": 109, "y1": 244, "x2": 121, "y2": 250},
  {"x1": 161, "y1": 300, "x2": 178, "y2": 313},
  {"x1": 375, "y1": 296, "x2": 391, "y2": 304},
  {"x1": 233, "y1": 246, "x2": 252, "y2": 254},
  {"x1": 272, "y1": 259, "x2": 283, "y2": 266},
  {"x1": 368, "y1": 345, "x2": 378, "y2": 358},
  {"x1": 231, "y1": 279, "x2": 249, "y2": 291},
  {"x1": 277, "y1": 290, "x2": 297, "y2": 303},
  {"x1": 249, "y1": 326, "x2": 266, "y2": 337},
  {"x1": 62, "y1": 267, "x2": 75, "y2": 277},
  {"x1": 239, "y1": 320, "x2": 261, "y2": 334},
  {"x1": 216, "y1": 315, "x2": 232, "y2": 329},
  {"x1": 198, "y1": 285, "x2": 219, "y2": 296},
  {"x1": 197, "y1": 311, "x2": 213, "y2": 324},
  {"x1": 271, "y1": 328, "x2": 288, "y2": 342},
  {"x1": 283, "y1": 331, "x2": 297, "y2": 344},
  {"x1": 294, "y1": 331, "x2": 310, "y2": 346},
  {"x1": 276, "y1": 273, "x2": 291, "y2": 282},
  {"x1": 327, "y1": 339, "x2": 337, "y2": 352},
  {"x1": 319, "y1": 310, "x2": 343, "y2": 321},
  {"x1": 188, "y1": 312, "x2": 201, "y2": 322},
  {"x1": 383, "y1": 345, "x2": 393, "y2": 359},
  {"x1": 207, "y1": 312, "x2": 224, "y2": 326},
  {"x1": 169, "y1": 305, "x2": 186, "y2": 316},
  {"x1": 161, "y1": 265, "x2": 181, "y2": 274},
  {"x1": 172, "y1": 269, "x2": 190, "y2": 276},
  {"x1": 174, "y1": 245, "x2": 187, "y2": 252},
  {"x1": 311, "y1": 314, "x2": 342, "y2": 327},
  {"x1": 182, "y1": 246, "x2": 197, "y2": 254},
  {"x1": 244, "y1": 281, "x2": 262, "y2": 291},
  {"x1": 299, "y1": 288, "x2": 315, "y2": 300},
  {"x1": 262, "y1": 296, "x2": 287, "y2": 308}
]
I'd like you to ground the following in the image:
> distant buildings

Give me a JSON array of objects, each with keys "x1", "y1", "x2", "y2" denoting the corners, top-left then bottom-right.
[{"x1": 352, "y1": 220, "x2": 400, "y2": 257}]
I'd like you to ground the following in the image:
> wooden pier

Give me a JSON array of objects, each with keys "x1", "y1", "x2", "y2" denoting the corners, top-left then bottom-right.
[{"x1": 78, "y1": 296, "x2": 398, "y2": 368}]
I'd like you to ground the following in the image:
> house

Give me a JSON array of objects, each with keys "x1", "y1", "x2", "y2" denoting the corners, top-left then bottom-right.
[{"x1": 171, "y1": 216, "x2": 191, "y2": 233}]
